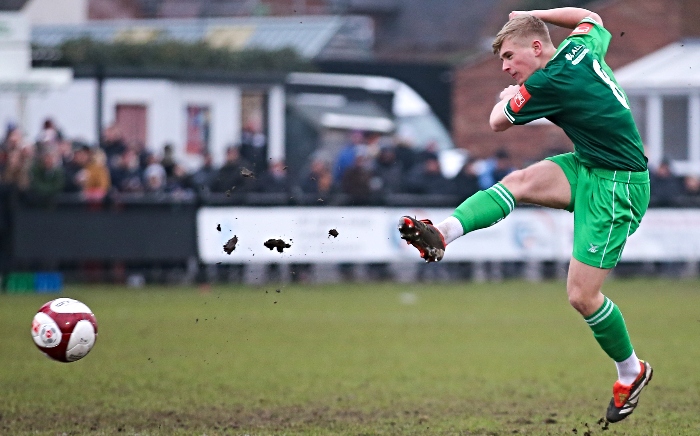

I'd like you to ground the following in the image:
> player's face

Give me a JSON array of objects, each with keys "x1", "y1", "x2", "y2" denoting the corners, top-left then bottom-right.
[{"x1": 499, "y1": 37, "x2": 541, "y2": 85}]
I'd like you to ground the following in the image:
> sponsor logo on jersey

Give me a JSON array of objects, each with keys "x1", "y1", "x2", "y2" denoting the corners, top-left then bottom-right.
[
  {"x1": 588, "y1": 244, "x2": 599, "y2": 253},
  {"x1": 509, "y1": 85, "x2": 531, "y2": 113},
  {"x1": 570, "y1": 22, "x2": 593, "y2": 36},
  {"x1": 565, "y1": 44, "x2": 584, "y2": 61},
  {"x1": 565, "y1": 44, "x2": 589, "y2": 65}
]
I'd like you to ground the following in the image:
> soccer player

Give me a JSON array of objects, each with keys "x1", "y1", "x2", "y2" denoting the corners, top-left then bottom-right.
[{"x1": 398, "y1": 7, "x2": 652, "y2": 423}]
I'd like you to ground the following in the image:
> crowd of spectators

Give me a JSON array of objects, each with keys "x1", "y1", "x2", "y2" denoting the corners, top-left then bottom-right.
[{"x1": 2, "y1": 119, "x2": 700, "y2": 208}]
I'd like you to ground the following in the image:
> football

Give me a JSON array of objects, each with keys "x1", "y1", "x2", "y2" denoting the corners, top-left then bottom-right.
[{"x1": 31, "y1": 298, "x2": 98, "y2": 363}]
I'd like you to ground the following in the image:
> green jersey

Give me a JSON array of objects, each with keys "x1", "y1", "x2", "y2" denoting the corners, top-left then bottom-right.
[{"x1": 503, "y1": 18, "x2": 647, "y2": 171}]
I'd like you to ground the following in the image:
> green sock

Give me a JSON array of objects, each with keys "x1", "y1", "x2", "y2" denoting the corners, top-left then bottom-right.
[
  {"x1": 452, "y1": 183, "x2": 516, "y2": 234},
  {"x1": 584, "y1": 296, "x2": 634, "y2": 362}
]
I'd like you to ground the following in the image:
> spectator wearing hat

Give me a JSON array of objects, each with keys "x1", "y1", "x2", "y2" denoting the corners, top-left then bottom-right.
[{"x1": 143, "y1": 162, "x2": 167, "y2": 193}]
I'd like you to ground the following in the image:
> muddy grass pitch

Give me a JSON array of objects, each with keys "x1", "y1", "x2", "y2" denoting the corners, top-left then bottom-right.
[{"x1": 1, "y1": 280, "x2": 699, "y2": 435}]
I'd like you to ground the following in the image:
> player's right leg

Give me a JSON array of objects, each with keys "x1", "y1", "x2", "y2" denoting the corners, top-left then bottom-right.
[
  {"x1": 567, "y1": 166, "x2": 652, "y2": 423},
  {"x1": 399, "y1": 158, "x2": 571, "y2": 261},
  {"x1": 567, "y1": 258, "x2": 653, "y2": 423}
]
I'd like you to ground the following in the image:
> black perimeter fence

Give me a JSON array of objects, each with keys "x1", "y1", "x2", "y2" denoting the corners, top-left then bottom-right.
[{"x1": 1, "y1": 190, "x2": 699, "y2": 289}]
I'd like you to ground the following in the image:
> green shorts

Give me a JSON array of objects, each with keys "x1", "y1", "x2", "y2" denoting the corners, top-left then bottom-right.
[{"x1": 546, "y1": 153, "x2": 650, "y2": 269}]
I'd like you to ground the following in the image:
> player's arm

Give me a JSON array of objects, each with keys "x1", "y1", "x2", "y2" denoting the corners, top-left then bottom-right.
[
  {"x1": 510, "y1": 7, "x2": 602, "y2": 28},
  {"x1": 489, "y1": 85, "x2": 519, "y2": 132}
]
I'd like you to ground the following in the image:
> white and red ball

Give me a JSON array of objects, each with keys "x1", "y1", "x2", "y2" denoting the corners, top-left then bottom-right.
[{"x1": 31, "y1": 298, "x2": 98, "y2": 362}]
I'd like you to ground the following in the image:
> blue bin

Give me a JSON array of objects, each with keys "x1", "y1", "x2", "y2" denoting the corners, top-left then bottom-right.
[{"x1": 34, "y1": 272, "x2": 63, "y2": 293}]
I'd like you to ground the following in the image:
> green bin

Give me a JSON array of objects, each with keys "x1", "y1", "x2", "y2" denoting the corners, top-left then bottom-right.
[{"x1": 5, "y1": 273, "x2": 35, "y2": 294}]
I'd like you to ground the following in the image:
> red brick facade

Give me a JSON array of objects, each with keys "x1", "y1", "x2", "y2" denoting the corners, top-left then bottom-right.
[{"x1": 451, "y1": 0, "x2": 685, "y2": 167}]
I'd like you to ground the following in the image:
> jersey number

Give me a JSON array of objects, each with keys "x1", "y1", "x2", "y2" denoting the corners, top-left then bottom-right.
[{"x1": 593, "y1": 59, "x2": 630, "y2": 109}]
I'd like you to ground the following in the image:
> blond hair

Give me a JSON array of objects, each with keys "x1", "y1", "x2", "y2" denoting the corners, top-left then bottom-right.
[{"x1": 492, "y1": 15, "x2": 552, "y2": 55}]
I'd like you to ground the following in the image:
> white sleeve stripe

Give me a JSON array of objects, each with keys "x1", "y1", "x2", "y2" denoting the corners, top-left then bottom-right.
[{"x1": 503, "y1": 105, "x2": 515, "y2": 123}]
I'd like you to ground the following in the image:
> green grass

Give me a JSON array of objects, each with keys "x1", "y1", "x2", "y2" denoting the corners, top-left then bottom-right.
[{"x1": 1, "y1": 279, "x2": 699, "y2": 435}]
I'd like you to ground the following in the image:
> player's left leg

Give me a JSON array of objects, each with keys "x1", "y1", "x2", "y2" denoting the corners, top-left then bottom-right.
[
  {"x1": 399, "y1": 159, "x2": 569, "y2": 261},
  {"x1": 447, "y1": 159, "x2": 571, "y2": 240}
]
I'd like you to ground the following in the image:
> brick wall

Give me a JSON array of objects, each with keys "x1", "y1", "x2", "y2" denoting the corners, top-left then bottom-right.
[{"x1": 451, "y1": 0, "x2": 684, "y2": 167}]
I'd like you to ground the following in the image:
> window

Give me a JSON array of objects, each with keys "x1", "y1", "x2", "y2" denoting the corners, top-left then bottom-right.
[
  {"x1": 240, "y1": 91, "x2": 268, "y2": 170},
  {"x1": 241, "y1": 91, "x2": 267, "y2": 139},
  {"x1": 115, "y1": 104, "x2": 147, "y2": 147},
  {"x1": 186, "y1": 105, "x2": 210, "y2": 156},
  {"x1": 662, "y1": 96, "x2": 689, "y2": 161}
]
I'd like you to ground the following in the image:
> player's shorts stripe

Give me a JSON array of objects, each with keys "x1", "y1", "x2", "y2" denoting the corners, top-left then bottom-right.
[
  {"x1": 587, "y1": 298, "x2": 614, "y2": 326},
  {"x1": 599, "y1": 172, "x2": 617, "y2": 268},
  {"x1": 586, "y1": 297, "x2": 612, "y2": 325},
  {"x1": 616, "y1": 173, "x2": 634, "y2": 264},
  {"x1": 503, "y1": 105, "x2": 515, "y2": 123},
  {"x1": 491, "y1": 184, "x2": 514, "y2": 212}
]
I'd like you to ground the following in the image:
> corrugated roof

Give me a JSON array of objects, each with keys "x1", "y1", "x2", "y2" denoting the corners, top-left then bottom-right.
[
  {"x1": 31, "y1": 15, "x2": 363, "y2": 59},
  {"x1": 615, "y1": 40, "x2": 700, "y2": 91}
]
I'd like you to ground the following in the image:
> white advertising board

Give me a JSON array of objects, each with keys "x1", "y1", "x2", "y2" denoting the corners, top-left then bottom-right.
[{"x1": 197, "y1": 207, "x2": 700, "y2": 264}]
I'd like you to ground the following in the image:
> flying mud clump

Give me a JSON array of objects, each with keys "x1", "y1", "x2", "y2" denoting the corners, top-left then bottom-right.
[
  {"x1": 264, "y1": 239, "x2": 291, "y2": 253},
  {"x1": 223, "y1": 236, "x2": 239, "y2": 254}
]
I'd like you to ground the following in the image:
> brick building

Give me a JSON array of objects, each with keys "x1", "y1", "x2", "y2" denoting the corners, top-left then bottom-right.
[{"x1": 451, "y1": 0, "x2": 698, "y2": 167}]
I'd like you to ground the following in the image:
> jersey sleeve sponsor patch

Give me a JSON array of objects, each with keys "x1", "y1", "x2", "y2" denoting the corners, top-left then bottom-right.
[
  {"x1": 570, "y1": 22, "x2": 593, "y2": 36},
  {"x1": 509, "y1": 85, "x2": 531, "y2": 114}
]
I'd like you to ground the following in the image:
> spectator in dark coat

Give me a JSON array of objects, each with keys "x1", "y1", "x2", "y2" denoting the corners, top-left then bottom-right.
[
  {"x1": 452, "y1": 161, "x2": 481, "y2": 199},
  {"x1": 403, "y1": 156, "x2": 452, "y2": 195},
  {"x1": 415, "y1": 140, "x2": 439, "y2": 165},
  {"x1": 210, "y1": 146, "x2": 254, "y2": 193},
  {"x1": 372, "y1": 146, "x2": 403, "y2": 195},
  {"x1": 341, "y1": 154, "x2": 374, "y2": 205},
  {"x1": 161, "y1": 143, "x2": 177, "y2": 177},
  {"x1": 189, "y1": 153, "x2": 217, "y2": 193},
  {"x1": 256, "y1": 161, "x2": 289, "y2": 194},
  {"x1": 681, "y1": 175, "x2": 700, "y2": 207},
  {"x1": 165, "y1": 164, "x2": 192, "y2": 194},
  {"x1": 649, "y1": 160, "x2": 684, "y2": 207},
  {"x1": 63, "y1": 145, "x2": 90, "y2": 193},
  {"x1": 393, "y1": 140, "x2": 416, "y2": 175},
  {"x1": 100, "y1": 123, "x2": 127, "y2": 168},
  {"x1": 110, "y1": 148, "x2": 144, "y2": 193}
]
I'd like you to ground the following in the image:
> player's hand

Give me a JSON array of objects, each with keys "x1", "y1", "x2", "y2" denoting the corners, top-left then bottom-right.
[
  {"x1": 509, "y1": 11, "x2": 528, "y2": 20},
  {"x1": 499, "y1": 85, "x2": 520, "y2": 101}
]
